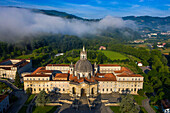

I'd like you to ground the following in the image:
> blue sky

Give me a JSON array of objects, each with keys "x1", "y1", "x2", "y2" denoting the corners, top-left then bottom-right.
[{"x1": 0, "y1": 0, "x2": 170, "y2": 18}]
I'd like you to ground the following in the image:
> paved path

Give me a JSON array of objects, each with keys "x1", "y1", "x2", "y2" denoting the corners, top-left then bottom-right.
[
  {"x1": 27, "y1": 95, "x2": 37, "y2": 113},
  {"x1": 0, "y1": 79, "x2": 19, "y2": 91},
  {"x1": 142, "y1": 99, "x2": 155, "y2": 113}
]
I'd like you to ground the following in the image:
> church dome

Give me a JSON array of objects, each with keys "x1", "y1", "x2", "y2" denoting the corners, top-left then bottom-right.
[{"x1": 75, "y1": 59, "x2": 93, "y2": 73}]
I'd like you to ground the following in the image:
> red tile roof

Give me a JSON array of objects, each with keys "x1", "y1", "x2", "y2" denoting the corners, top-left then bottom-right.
[
  {"x1": 69, "y1": 74, "x2": 96, "y2": 83},
  {"x1": 95, "y1": 73, "x2": 117, "y2": 81},
  {"x1": 0, "y1": 95, "x2": 8, "y2": 103},
  {"x1": 55, "y1": 73, "x2": 68, "y2": 78}
]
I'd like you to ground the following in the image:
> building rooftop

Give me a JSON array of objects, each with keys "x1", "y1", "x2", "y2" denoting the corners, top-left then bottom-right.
[{"x1": 0, "y1": 95, "x2": 8, "y2": 103}]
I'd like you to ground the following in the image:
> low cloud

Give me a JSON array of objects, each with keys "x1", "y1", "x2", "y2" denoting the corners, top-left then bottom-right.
[{"x1": 0, "y1": 7, "x2": 137, "y2": 41}]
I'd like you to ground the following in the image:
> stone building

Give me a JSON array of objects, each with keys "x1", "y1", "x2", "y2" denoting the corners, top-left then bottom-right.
[
  {"x1": 0, "y1": 59, "x2": 32, "y2": 79},
  {"x1": 0, "y1": 95, "x2": 9, "y2": 113},
  {"x1": 24, "y1": 47, "x2": 143, "y2": 97}
]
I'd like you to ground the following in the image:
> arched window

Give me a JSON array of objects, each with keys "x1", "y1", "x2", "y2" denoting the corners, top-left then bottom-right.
[{"x1": 72, "y1": 87, "x2": 76, "y2": 94}]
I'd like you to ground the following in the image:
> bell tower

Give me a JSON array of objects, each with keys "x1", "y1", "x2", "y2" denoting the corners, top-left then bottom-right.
[{"x1": 80, "y1": 46, "x2": 87, "y2": 60}]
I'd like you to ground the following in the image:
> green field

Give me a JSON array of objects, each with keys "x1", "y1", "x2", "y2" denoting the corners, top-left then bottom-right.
[
  {"x1": 140, "y1": 107, "x2": 148, "y2": 113},
  {"x1": 99, "y1": 50, "x2": 128, "y2": 60},
  {"x1": 32, "y1": 106, "x2": 58, "y2": 113},
  {"x1": 110, "y1": 106, "x2": 120, "y2": 113},
  {"x1": 16, "y1": 54, "x2": 33, "y2": 59},
  {"x1": 25, "y1": 94, "x2": 35, "y2": 105},
  {"x1": 133, "y1": 95, "x2": 147, "y2": 105}
]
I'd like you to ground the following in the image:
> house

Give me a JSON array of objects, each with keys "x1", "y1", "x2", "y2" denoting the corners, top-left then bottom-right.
[
  {"x1": 137, "y1": 62, "x2": 143, "y2": 67},
  {"x1": 55, "y1": 53, "x2": 64, "y2": 57},
  {"x1": 0, "y1": 95, "x2": 9, "y2": 113},
  {"x1": 99, "y1": 46, "x2": 106, "y2": 50},
  {"x1": 161, "y1": 99, "x2": 170, "y2": 113}
]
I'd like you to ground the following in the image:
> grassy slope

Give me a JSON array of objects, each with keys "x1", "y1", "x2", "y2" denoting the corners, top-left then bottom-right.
[
  {"x1": 18, "y1": 94, "x2": 35, "y2": 113},
  {"x1": 110, "y1": 106, "x2": 121, "y2": 113},
  {"x1": 133, "y1": 95, "x2": 147, "y2": 105},
  {"x1": 99, "y1": 50, "x2": 128, "y2": 60},
  {"x1": 32, "y1": 106, "x2": 57, "y2": 113}
]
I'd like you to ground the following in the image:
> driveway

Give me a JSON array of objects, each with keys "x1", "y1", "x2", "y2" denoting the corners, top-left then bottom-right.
[
  {"x1": 0, "y1": 79, "x2": 19, "y2": 91},
  {"x1": 142, "y1": 99, "x2": 155, "y2": 113}
]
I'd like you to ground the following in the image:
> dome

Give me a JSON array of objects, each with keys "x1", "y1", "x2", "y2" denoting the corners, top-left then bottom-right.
[{"x1": 75, "y1": 59, "x2": 93, "y2": 72}]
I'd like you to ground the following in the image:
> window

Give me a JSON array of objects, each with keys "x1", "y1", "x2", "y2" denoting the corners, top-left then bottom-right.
[
  {"x1": 123, "y1": 78, "x2": 125, "y2": 81},
  {"x1": 39, "y1": 88, "x2": 41, "y2": 91},
  {"x1": 27, "y1": 78, "x2": 28, "y2": 80},
  {"x1": 33, "y1": 78, "x2": 35, "y2": 80},
  {"x1": 34, "y1": 89, "x2": 36, "y2": 91},
  {"x1": 103, "y1": 89, "x2": 104, "y2": 91},
  {"x1": 138, "y1": 78, "x2": 140, "y2": 80},
  {"x1": 134, "y1": 88, "x2": 136, "y2": 91},
  {"x1": 106, "y1": 89, "x2": 108, "y2": 91},
  {"x1": 30, "y1": 78, "x2": 32, "y2": 80},
  {"x1": 39, "y1": 85, "x2": 40, "y2": 87},
  {"x1": 46, "y1": 78, "x2": 48, "y2": 80},
  {"x1": 110, "y1": 89, "x2": 112, "y2": 91},
  {"x1": 135, "y1": 78, "x2": 137, "y2": 80},
  {"x1": 63, "y1": 89, "x2": 65, "y2": 91},
  {"x1": 47, "y1": 85, "x2": 48, "y2": 87},
  {"x1": 47, "y1": 88, "x2": 48, "y2": 91},
  {"x1": 131, "y1": 89, "x2": 133, "y2": 91},
  {"x1": 38, "y1": 78, "x2": 40, "y2": 80},
  {"x1": 119, "y1": 78, "x2": 121, "y2": 80}
]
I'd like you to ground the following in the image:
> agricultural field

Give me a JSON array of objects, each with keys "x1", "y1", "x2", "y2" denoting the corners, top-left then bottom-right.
[{"x1": 99, "y1": 50, "x2": 128, "y2": 60}]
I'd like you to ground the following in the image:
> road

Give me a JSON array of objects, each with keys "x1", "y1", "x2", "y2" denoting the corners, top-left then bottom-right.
[
  {"x1": 142, "y1": 99, "x2": 155, "y2": 113},
  {"x1": 0, "y1": 79, "x2": 19, "y2": 91},
  {"x1": 0, "y1": 79, "x2": 28, "y2": 113},
  {"x1": 27, "y1": 95, "x2": 37, "y2": 113}
]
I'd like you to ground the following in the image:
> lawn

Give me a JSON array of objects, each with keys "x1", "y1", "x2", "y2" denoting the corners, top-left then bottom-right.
[
  {"x1": 110, "y1": 106, "x2": 121, "y2": 113},
  {"x1": 18, "y1": 94, "x2": 35, "y2": 113},
  {"x1": 127, "y1": 55, "x2": 141, "y2": 62},
  {"x1": 25, "y1": 94, "x2": 35, "y2": 105},
  {"x1": 133, "y1": 95, "x2": 147, "y2": 105},
  {"x1": 140, "y1": 107, "x2": 147, "y2": 113},
  {"x1": 99, "y1": 50, "x2": 128, "y2": 60},
  {"x1": 32, "y1": 106, "x2": 58, "y2": 113},
  {"x1": 16, "y1": 54, "x2": 33, "y2": 59},
  {"x1": 18, "y1": 106, "x2": 27, "y2": 113}
]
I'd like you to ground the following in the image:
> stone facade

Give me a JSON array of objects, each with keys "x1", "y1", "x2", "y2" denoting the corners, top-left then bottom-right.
[{"x1": 24, "y1": 47, "x2": 144, "y2": 96}]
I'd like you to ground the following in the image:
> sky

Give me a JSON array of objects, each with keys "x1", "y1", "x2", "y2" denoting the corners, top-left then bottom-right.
[{"x1": 0, "y1": 0, "x2": 170, "y2": 18}]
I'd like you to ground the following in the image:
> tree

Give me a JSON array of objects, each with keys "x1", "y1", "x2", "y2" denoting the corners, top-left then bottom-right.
[
  {"x1": 26, "y1": 88, "x2": 32, "y2": 95},
  {"x1": 120, "y1": 94, "x2": 140, "y2": 113},
  {"x1": 14, "y1": 71, "x2": 21, "y2": 88},
  {"x1": 144, "y1": 83, "x2": 154, "y2": 94},
  {"x1": 35, "y1": 90, "x2": 49, "y2": 106},
  {"x1": 137, "y1": 89, "x2": 145, "y2": 96}
]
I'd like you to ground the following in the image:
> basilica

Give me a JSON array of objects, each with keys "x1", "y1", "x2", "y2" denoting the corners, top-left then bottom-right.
[{"x1": 24, "y1": 47, "x2": 144, "y2": 97}]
